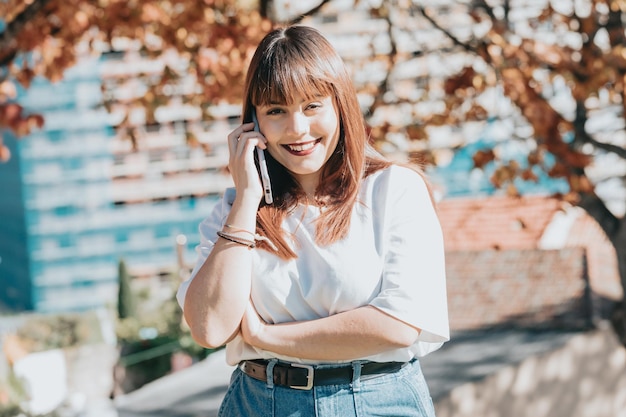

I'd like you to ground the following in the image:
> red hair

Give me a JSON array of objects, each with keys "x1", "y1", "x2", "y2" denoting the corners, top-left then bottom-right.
[{"x1": 241, "y1": 25, "x2": 393, "y2": 259}]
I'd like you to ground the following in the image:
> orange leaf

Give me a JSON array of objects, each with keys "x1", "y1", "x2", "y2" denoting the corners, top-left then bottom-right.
[
  {"x1": 472, "y1": 149, "x2": 496, "y2": 169},
  {"x1": 0, "y1": 145, "x2": 10, "y2": 162},
  {"x1": 520, "y1": 168, "x2": 538, "y2": 182},
  {"x1": 27, "y1": 114, "x2": 45, "y2": 129},
  {"x1": 547, "y1": 162, "x2": 569, "y2": 178},
  {"x1": 0, "y1": 81, "x2": 17, "y2": 101},
  {"x1": 444, "y1": 66, "x2": 476, "y2": 95},
  {"x1": 405, "y1": 124, "x2": 427, "y2": 140},
  {"x1": 527, "y1": 150, "x2": 543, "y2": 166}
]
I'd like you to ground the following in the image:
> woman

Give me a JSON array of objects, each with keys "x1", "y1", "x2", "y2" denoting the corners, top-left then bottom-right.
[{"x1": 177, "y1": 25, "x2": 449, "y2": 417}]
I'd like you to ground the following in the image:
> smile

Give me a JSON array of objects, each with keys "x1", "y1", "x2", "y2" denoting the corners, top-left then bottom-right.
[{"x1": 283, "y1": 139, "x2": 321, "y2": 154}]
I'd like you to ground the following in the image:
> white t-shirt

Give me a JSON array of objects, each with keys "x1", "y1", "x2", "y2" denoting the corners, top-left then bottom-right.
[{"x1": 177, "y1": 165, "x2": 449, "y2": 366}]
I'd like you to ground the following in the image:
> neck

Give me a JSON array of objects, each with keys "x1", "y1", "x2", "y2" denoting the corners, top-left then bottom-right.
[{"x1": 293, "y1": 173, "x2": 319, "y2": 201}]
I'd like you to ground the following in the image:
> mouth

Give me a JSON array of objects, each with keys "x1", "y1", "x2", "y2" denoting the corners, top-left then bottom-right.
[{"x1": 283, "y1": 139, "x2": 321, "y2": 155}]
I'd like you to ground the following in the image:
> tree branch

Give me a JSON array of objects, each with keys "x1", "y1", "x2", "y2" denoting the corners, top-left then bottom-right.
[
  {"x1": 577, "y1": 192, "x2": 620, "y2": 239},
  {"x1": 259, "y1": 0, "x2": 271, "y2": 19},
  {"x1": 582, "y1": 132, "x2": 626, "y2": 159},
  {"x1": 471, "y1": 0, "x2": 496, "y2": 20},
  {"x1": 365, "y1": 7, "x2": 397, "y2": 117},
  {"x1": 0, "y1": 0, "x2": 53, "y2": 68},
  {"x1": 574, "y1": 100, "x2": 626, "y2": 159},
  {"x1": 416, "y1": 5, "x2": 476, "y2": 54},
  {"x1": 288, "y1": 0, "x2": 333, "y2": 24}
]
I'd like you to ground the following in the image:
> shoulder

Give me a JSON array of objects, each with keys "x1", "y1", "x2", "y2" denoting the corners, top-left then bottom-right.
[
  {"x1": 360, "y1": 164, "x2": 435, "y2": 218},
  {"x1": 365, "y1": 164, "x2": 429, "y2": 195}
]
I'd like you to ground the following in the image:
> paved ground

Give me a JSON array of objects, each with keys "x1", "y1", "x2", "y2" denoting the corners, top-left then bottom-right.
[
  {"x1": 115, "y1": 349, "x2": 233, "y2": 417},
  {"x1": 114, "y1": 328, "x2": 580, "y2": 416}
]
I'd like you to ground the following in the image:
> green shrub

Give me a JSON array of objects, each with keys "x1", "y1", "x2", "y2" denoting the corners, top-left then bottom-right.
[{"x1": 14, "y1": 312, "x2": 104, "y2": 353}]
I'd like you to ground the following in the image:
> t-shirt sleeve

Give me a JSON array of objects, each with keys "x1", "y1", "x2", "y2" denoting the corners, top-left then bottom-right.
[
  {"x1": 176, "y1": 188, "x2": 235, "y2": 310},
  {"x1": 368, "y1": 166, "x2": 449, "y2": 348}
]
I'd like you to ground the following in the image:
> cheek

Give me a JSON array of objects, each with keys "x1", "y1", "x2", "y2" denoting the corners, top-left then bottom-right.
[
  {"x1": 262, "y1": 123, "x2": 283, "y2": 146},
  {"x1": 324, "y1": 113, "x2": 340, "y2": 144},
  {"x1": 316, "y1": 110, "x2": 339, "y2": 138}
]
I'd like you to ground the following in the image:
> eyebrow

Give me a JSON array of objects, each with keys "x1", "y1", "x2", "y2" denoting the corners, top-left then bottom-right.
[{"x1": 265, "y1": 95, "x2": 326, "y2": 106}]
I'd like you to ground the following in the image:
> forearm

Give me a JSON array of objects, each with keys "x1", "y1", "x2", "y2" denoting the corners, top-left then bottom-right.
[
  {"x1": 247, "y1": 306, "x2": 420, "y2": 361},
  {"x1": 183, "y1": 197, "x2": 258, "y2": 348}
]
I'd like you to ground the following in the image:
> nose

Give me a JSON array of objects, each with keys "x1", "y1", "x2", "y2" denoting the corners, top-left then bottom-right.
[{"x1": 286, "y1": 111, "x2": 309, "y2": 137}]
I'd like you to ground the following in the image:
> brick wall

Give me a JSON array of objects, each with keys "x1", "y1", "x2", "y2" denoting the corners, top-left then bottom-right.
[{"x1": 445, "y1": 247, "x2": 590, "y2": 331}]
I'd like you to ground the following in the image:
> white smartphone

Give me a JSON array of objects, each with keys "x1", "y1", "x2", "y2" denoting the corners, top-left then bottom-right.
[{"x1": 252, "y1": 110, "x2": 273, "y2": 205}]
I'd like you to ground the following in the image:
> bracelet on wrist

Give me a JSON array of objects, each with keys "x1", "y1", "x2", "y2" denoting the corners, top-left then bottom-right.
[
  {"x1": 217, "y1": 231, "x2": 255, "y2": 249},
  {"x1": 223, "y1": 224, "x2": 278, "y2": 251}
]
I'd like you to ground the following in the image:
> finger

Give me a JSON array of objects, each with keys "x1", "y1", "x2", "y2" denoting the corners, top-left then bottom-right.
[
  {"x1": 227, "y1": 123, "x2": 255, "y2": 154},
  {"x1": 237, "y1": 131, "x2": 267, "y2": 150},
  {"x1": 229, "y1": 137, "x2": 260, "y2": 183},
  {"x1": 228, "y1": 122, "x2": 254, "y2": 139},
  {"x1": 238, "y1": 137, "x2": 262, "y2": 163}
]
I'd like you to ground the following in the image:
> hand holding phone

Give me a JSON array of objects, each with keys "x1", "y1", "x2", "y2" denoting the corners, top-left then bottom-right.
[{"x1": 252, "y1": 111, "x2": 273, "y2": 205}]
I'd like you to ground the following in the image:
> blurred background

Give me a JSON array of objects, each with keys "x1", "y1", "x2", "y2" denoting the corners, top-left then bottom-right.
[{"x1": 0, "y1": 0, "x2": 625, "y2": 416}]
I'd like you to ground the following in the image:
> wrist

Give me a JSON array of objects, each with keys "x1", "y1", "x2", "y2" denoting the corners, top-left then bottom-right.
[
  {"x1": 231, "y1": 194, "x2": 261, "y2": 213},
  {"x1": 226, "y1": 196, "x2": 259, "y2": 228}
]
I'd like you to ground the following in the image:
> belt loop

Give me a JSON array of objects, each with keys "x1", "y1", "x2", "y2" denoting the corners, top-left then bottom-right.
[
  {"x1": 351, "y1": 361, "x2": 363, "y2": 392},
  {"x1": 266, "y1": 359, "x2": 278, "y2": 388}
]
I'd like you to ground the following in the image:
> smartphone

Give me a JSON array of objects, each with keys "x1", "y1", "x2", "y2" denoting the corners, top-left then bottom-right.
[{"x1": 252, "y1": 110, "x2": 273, "y2": 205}]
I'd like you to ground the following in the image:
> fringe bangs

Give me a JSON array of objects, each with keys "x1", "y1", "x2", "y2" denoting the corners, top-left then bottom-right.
[{"x1": 250, "y1": 49, "x2": 335, "y2": 107}]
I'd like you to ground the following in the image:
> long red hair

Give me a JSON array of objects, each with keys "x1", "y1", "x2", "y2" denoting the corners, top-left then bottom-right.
[{"x1": 241, "y1": 25, "x2": 393, "y2": 259}]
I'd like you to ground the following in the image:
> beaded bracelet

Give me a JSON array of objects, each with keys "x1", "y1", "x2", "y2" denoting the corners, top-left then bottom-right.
[{"x1": 216, "y1": 231, "x2": 256, "y2": 249}]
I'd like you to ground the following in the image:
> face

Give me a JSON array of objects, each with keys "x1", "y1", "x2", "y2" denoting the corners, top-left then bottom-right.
[{"x1": 256, "y1": 95, "x2": 340, "y2": 193}]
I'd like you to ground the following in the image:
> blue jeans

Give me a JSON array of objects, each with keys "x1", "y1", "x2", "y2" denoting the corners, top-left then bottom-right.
[{"x1": 218, "y1": 359, "x2": 436, "y2": 417}]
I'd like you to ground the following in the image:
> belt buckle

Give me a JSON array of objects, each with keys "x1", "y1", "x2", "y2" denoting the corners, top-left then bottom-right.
[{"x1": 290, "y1": 363, "x2": 314, "y2": 390}]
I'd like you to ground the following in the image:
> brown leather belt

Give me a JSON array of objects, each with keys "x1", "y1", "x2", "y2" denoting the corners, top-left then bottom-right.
[{"x1": 239, "y1": 359, "x2": 407, "y2": 390}]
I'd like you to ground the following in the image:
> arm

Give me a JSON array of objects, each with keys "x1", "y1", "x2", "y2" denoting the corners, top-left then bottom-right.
[
  {"x1": 241, "y1": 303, "x2": 420, "y2": 361},
  {"x1": 183, "y1": 123, "x2": 266, "y2": 348},
  {"x1": 183, "y1": 197, "x2": 257, "y2": 348},
  {"x1": 241, "y1": 167, "x2": 448, "y2": 359}
]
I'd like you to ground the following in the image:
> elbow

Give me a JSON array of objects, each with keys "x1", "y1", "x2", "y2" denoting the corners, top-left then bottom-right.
[
  {"x1": 182, "y1": 300, "x2": 241, "y2": 349},
  {"x1": 391, "y1": 325, "x2": 421, "y2": 349},
  {"x1": 374, "y1": 308, "x2": 420, "y2": 348},
  {"x1": 190, "y1": 331, "x2": 222, "y2": 350},
  {"x1": 188, "y1": 325, "x2": 234, "y2": 350},
  {"x1": 184, "y1": 315, "x2": 236, "y2": 349}
]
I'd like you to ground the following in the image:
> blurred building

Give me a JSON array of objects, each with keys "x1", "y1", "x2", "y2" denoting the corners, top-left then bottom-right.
[
  {"x1": 0, "y1": 51, "x2": 233, "y2": 313},
  {"x1": 2, "y1": 0, "x2": 622, "y2": 314}
]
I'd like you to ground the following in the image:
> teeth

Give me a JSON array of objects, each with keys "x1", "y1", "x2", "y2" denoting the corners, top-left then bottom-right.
[{"x1": 287, "y1": 142, "x2": 316, "y2": 152}]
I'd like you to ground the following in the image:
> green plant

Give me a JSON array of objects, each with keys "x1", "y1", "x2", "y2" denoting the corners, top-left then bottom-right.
[
  {"x1": 14, "y1": 312, "x2": 104, "y2": 353},
  {"x1": 0, "y1": 405, "x2": 60, "y2": 417},
  {"x1": 117, "y1": 259, "x2": 136, "y2": 320},
  {"x1": 113, "y1": 269, "x2": 214, "y2": 392}
]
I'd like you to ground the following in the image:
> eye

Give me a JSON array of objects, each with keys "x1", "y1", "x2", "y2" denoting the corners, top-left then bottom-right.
[
  {"x1": 306, "y1": 102, "x2": 322, "y2": 110},
  {"x1": 264, "y1": 107, "x2": 284, "y2": 116}
]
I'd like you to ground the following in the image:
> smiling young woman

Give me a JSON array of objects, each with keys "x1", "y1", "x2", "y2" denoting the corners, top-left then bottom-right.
[
  {"x1": 255, "y1": 95, "x2": 340, "y2": 196},
  {"x1": 177, "y1": 25, "x2": 449, "y2": 417}
]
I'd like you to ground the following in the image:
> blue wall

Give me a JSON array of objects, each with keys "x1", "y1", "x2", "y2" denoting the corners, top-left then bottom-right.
[{"x1": 0, "y1": 131, "x2": 31, "y2": 310}]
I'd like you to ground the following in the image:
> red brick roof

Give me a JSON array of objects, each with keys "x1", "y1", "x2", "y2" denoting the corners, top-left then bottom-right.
[
  {"x1": 437, "y1": 194, "x2": 564, "y2": 251},
  {"x1": 435, "y1": 194, "x2": 622, "y2": 330}
]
